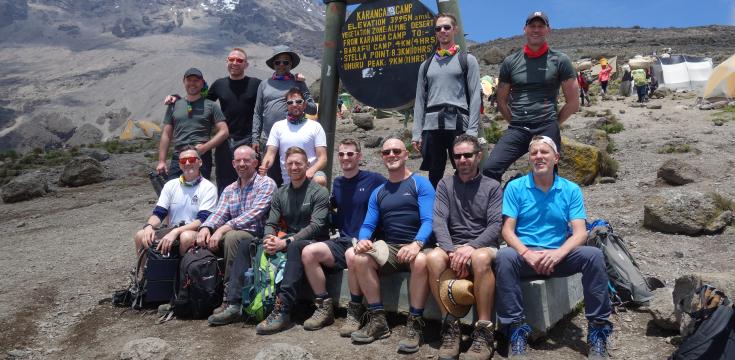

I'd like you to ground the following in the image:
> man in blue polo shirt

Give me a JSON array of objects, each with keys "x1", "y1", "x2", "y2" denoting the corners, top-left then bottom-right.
[
  {"x1": 496, "y1": 135, "x2": 612, "y2": 359},
  {"x1": 346, "y1": 137, "x2": 434, "y2": 353}
]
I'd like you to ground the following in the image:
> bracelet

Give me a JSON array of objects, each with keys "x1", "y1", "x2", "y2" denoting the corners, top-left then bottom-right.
[
  {"x1": 520, "y1": 248, "x2": 529, "y2": 257},
  {"x1": 143, "y1": 223, "x2": 153, "y2": 230}
]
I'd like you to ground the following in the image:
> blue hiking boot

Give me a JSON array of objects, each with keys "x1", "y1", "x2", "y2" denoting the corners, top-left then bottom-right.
[
  {"x1": 506, "y1": 322, "x2": 531, "y2": 358},
  {"x1": 587, "y1": 321, "x2": 613, "y2": 359}
]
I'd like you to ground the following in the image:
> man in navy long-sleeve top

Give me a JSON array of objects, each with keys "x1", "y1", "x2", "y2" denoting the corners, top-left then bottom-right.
[{"x1": 346, "y1": 137, "x2": 435, "y2": 354}]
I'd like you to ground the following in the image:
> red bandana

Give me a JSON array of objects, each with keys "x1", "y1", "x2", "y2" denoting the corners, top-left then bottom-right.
[{"x1": 524, "y1": 42, "x2": 549, "y2": 58}]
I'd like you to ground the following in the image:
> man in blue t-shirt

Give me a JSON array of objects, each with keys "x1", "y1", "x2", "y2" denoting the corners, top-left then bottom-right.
[
  {"x1": 496, "y1": 136, "x2": 612, "y2": 358},
  {"x1": 299, "y1": 138, "x2": 386, "y2": 332},
  {"x1": 346, "y1": 138, "x2": 435, "y2": 354}
]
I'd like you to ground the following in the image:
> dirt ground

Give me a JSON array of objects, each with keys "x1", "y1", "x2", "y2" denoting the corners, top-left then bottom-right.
[{"x1": 1, "y1": 92, "x2": 734, "y2": 359}]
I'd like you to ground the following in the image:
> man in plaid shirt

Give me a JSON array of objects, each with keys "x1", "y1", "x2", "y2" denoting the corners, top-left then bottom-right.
[{"x1": 196, "y1": 145, "x2": 276, "y2": 316}]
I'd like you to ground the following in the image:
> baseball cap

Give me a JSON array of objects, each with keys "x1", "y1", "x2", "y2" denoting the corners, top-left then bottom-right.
[
  {"x1": 525, "y1": 11, "x2": 549, "y2": 26},
  {"x1": 529, "y1": 135, "x2": 558, "y2": 154},
  {"x1": 183, "y1": 67, "x2": 203, "y2": 79}
]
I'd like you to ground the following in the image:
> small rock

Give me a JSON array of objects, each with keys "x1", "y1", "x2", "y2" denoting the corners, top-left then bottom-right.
[
  {"x1": 647, "y1": 288, "x2": 679, "y2": 331},
  {"x1": 352, "y1": 112, "x2": 374, "y2": 130},
  {"x1": 254, "y1": 343, "x2": 314, "y2": 360},
  {"x1": 363, "y1": 135, "x2": 382, "y2": 148},
  {"x1": 120, "y1": 337, "x2": 172, "y2": 360},
  {"x1": 598, "y1": 177, "x2": 616, "y2": 184},
  {"x1": 7, "y1": 349, "x2": 27, "y2": 358},
  {"x1": 619, "y1": 109, "x2": 626, "y2": 114},
  {"x1": 646, "y1": 103, "x2": 663, "y2": 109},
  {"x1": 16, "y1": 222, "x2": 27, "y2": 228},
  {"x1": 673, "y1": 251, "x2": 684, "y2": 258},
  {"x1": 643, "y1": 190, "x2": 733, "y2": 235},
  {"x1": 78, "y1": 148, "x2": 111, "y2": 161},
  {"x1": 657, "y1": 159, "x2": 701, "y2": 186}
]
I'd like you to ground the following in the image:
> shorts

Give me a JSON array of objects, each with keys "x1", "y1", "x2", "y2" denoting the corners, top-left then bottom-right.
[
  {"x1": 380, "y1": 242, "x2": 432, "y2": 275},
  {"x1": 325, "y1": 236, "x2": 352, "y2": 270}
]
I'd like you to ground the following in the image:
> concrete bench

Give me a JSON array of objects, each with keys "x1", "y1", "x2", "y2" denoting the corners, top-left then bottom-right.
[{"x1": 315, "y1": 270, "x2": 583, "y2": 336}]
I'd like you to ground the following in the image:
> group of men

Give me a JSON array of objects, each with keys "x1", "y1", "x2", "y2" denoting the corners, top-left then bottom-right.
[{"x1": 133, "y1": 10, "x2": 614, "y2": 360}]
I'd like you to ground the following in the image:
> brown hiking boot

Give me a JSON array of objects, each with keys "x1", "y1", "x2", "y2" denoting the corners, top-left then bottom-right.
[
  {"x1": 255, "y1": 297, "x2": 291, "y2": 335},
  {"x1": 212, "y1": 300, "x2": 228, "y2": 315},
  {"x1": 339, "y1": 301, "x2": 364, "y2": 337},
  {"x1": 438, "y1": 314, "x2": 461, "y2": 360},
  {"x1": 351, "y1": 308, "x2": 390, "y2": 343},
  {"x1": 462, "y1": 320, "x2": 495, "y2": 360},
  {"x1": 397, "y1": 314, "x2": 425, "y2": 353},
  {"x1": 303, "y1": 297, "x2": 335, "y2": 330}
]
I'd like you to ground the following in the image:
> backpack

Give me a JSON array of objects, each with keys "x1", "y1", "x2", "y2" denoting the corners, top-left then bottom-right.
[
  {"x1": 586, "y1": 219, "x2": 654, "y2": 306},
  {"x1": 172, "y1": 247, "x2": 223, "y2": 319},
  {"x1": 421, "y1": 50, "x2": 482, "y2": 120},
  {"x1": 242, "y1": 239, "x2": 287, "y2": 322},
  {"x1": 112, "y1": 241, "x2": 180, "y2": 310},
  {"x1": 632, "y1": 69, "x2": 648, "y2": 86},
  {"x1": 584, "y1": 73, "x2": 595, "y2": 86},
  {"x1": 671, "y1": 287, "x2": 735, "y2": 360}
]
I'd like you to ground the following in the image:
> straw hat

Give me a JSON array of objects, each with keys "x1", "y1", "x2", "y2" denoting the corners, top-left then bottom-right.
[
  {"x1": 351, "y1": 238, "x2": 390, "y2": 266},
  {"x1": 439, "y1": 269, "x2": 476, "y2": 318},
  {"x1": 266, "y1": 45, "x2": 301, "y2": 70}
]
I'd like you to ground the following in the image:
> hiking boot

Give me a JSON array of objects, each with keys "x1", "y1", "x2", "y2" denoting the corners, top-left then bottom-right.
[
  {"x1": 303, "y1": 297, "x2": 335, "y2": 330},
  {"x1": 351, "y1": 309, "x2": 390, "y2": 343},
  {"x1": 437, "y1": 314, "x2": 461, "y2": 360},
  {"x1": 506, "y1": 322, "x2": 531, "y2": 358},
  {"x1": 587, "y1": 321, "x2": 613, "y2": 359},
  {"x1": 397, "y1": 314, "x2": 425, "y2": 353},
  {"x1": 463, "y1": 320, "x2": 495, "y2": 360},
  {"x1": 212, "y1": 300, "x2": 228, "y2": 315},
  {"x1": 207, "y1": 304, "x2": 241, "y2": 326},
  {"x1": 255, "y1": 297, "x2": 291, "y2": 335},
  {"x1": 339, "y1": 301, "x2": 365, "y2": 337}
]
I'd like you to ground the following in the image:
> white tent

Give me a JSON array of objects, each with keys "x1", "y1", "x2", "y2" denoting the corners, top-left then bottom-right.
[{"x1": 651, "y1": 55, "x2": 713, "y2": 90}]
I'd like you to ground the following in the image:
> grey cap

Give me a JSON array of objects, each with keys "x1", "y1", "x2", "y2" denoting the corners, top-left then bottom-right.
[
  {"x1": 525, "y1": 11, "x2": 549, "y2": 26},
  {"x1": 266, "y1": 45, "x2": 301, "y2": 70},
  {"x1": 183, "y1": 67, "x2": 203, "y2": 79}
]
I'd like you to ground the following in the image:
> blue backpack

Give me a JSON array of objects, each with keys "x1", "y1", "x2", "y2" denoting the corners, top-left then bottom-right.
[{"x1": 241, "y1": 240, "x2": 287, "y2": 322}]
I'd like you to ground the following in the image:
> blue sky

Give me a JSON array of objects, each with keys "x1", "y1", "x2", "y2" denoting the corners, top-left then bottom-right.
[{"x1": 410, "y1": 0, "x2": 735, "y2": 42}]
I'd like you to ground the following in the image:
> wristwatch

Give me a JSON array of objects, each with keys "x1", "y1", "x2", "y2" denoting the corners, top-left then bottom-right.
[{"x1": 285, "y1": 236, "x2": 295, "y2": 246}]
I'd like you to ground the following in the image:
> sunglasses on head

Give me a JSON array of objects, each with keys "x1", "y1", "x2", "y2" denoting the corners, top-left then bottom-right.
[
  {"x1": 381, "y1": 148, "x2": 403, "y2": 156},
  {"x1": 227, "y1": 57, "x2": 245, "y2": 64},
  {"x1": 178, "y1": 156, "x2": 199, "y2": 165},
  {"x1": 452, "y1": 152, "x2": 477, "y2": 160},
  {"x1": 286, "y1": 99, "x2": 305, "y2": 105},
  {"x1": 434, "y1": 24, "x2": 453, "y2": 32},
  {"x1": 338, "y1": 151, "x2": 357, "y2": 158},
  {"x1": 273, "y1": 60, "x2": 291, "y2": 66}
]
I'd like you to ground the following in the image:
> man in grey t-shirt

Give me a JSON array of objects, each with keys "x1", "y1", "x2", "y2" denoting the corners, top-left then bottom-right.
[
  {"x1": 482, "y1": 11, "x2": 579, "y2": 182},
  {"x1": 158, "y1": 68, "x2": 229, "y2": 180},
  {"x1": 412, "y1": 13, "x2": 482, "y2": 188}
]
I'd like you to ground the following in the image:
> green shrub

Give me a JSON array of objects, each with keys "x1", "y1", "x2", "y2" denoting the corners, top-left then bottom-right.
[
  {"x1": 483, "y1": 121, "x2": 503, "y2": 144},
  {"x1": 657, "y1": 143, "x2": 693, "y2": 154},
  {"x1": 601, "y1": 122, "x2": 624, "y2": 134}
]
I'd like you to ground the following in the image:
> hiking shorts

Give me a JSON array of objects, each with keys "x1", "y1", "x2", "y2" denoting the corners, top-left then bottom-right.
[
  {"x1": 324, "y1": 236, "x2": 352, "y2": 270},
  {"x1": 380, "y1": 243, "x2": 432, "y2": 275}
]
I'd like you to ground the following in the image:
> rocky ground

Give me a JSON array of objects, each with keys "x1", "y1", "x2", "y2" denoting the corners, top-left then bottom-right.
[{"x1": 1, "y1": 84, "x2": 734, "y2": 359}]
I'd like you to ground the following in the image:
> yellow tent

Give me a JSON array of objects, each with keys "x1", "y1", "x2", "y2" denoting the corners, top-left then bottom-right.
[
  {"x1": 703, "y1": 54, "x2": 735, "y2": 100},
  {"x1": 119, "y1": 119, "x2": 162, "y2": 141}
]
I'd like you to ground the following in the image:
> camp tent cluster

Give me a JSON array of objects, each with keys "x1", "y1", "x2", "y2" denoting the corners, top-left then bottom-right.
[
  {"x1": 650, "y1": 55, "x2": 713, "y2": 91},
  {"x1": 703, "y1": 54, "x2": 735, "y2": 100},
  {"x1": 118, "y1": 119, "x2": 162, "y2": 141}
]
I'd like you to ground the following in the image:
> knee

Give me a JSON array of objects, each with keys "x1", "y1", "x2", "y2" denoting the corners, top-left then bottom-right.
[
  {"x1": 471, "y1": 249, "x2": 493, "y2": 271},
  {"x1": 179, "y1": 231, "x2": 195, "y2": 249},
  {"x1": 426, "y1": 248, "x2": 448, "y2": 267},
  {"x1": 301, "y1": 245, "x2": 316, "y2": 264},
  {"x1": 411, "y1": 252, "x2": 427, "y2": 273}
]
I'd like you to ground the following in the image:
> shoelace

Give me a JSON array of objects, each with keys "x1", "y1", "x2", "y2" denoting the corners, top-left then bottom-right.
[
  {"x1": 405, "y1": 316, "x2": 424, "y2": 338},
  {"x1": 510, "y1": 324, "x2": 531, "y2": 354},
  {"x1": 470, "y1": 327, "x2": 490, "y2": 352},
  {"x1": 440, "y1": 321, "x2": 460, "y2": 348},
  {"x1": 346, "y1": 305, "x2": 361, "y2": 325},
  {"x1": 265, "y1": 300, "x2": 282, "y2": 323},
  {"x1": 588, "y1": 326, "x2": 611, "y2": 355}
]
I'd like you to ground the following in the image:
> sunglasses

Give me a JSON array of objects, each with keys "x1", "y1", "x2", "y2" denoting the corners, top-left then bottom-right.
[
  {"x1": 227, "y1": 57, "x2": 246, "y2": 64},
  {"x1": 338, "y1": 151, "x2": 358, "y2": 158},
  {"x1": 286, "y1": 99, "x2": 305, "y2": 105},
  {"x1": 434, "y1": 24, "x2": 453, "y2": 32},
  {"x1": 178, "y1": 156, "x2": 199, "y2": 165},
  {"x1": 381, "y1": 148, "x2": 404, "y2": 156},
  {"x1": 273, "y1": 60, "x2": 291, "y2": 66},
  {"x1": 452, "y1": 152, "x2": 478, "y2": 160}
]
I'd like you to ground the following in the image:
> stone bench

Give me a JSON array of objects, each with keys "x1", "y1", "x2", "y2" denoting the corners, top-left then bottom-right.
[{"x1": 314, "y1": 270, "x2": 583, "y2": 336}]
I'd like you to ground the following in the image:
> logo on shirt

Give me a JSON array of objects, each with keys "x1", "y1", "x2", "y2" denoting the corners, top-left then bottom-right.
[
  {"x1": 403, "y1": 192, "x2": 412, "y2": 196},
  {"x1": 191, "y1": 195, "x2": 199, "y2": 205},
  {"x1": 359, "y1": 187, "x2": 366, "y2": 192}
]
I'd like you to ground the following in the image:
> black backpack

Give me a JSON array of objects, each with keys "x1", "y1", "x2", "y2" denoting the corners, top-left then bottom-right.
[
  {"x1": 172, "y1": 247, "x2": 223, "y2": 319},
  {"x1": 586, "y1": 219, "x2": 655, "y2": 306},
  {"x1": 112, "y1": 241, "x2": 180, "y2": 310},
  {"x1": 671, "y1": 286, "x2": 735, "y2": 360}
]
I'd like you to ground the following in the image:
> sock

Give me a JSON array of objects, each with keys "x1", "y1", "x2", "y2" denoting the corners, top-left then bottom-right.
[
  {"x1": 409, "y1": 307, "x2": 424, "y2": 317},
  {"x1": 350, "y1": 293, "x2": 364, "y2": 304},
  {"x1": 314, "y1": 292, "x2": 329, "y2": 300},
  {"x1": 368, "y1": 302, "x2": 384, "y2": 311}
]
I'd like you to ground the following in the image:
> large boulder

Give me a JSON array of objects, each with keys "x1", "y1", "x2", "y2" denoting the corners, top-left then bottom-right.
[
  {"x1": 647, "y1": 288, "x2": 679, "y2": 331},
  {"x1": 564, "y1": 128, "x2": 609, "y2": 152},
  {"x1": 643, "y1": 190, "x2": 733, "y2": 235},
  {"x1": 120, "y1": 337, "x2": 172, "y2": 360},
  {"x1": 60, "y1": 156, "x2": 105, "y2": 187},
  {"x1": 558, "y1": 137, "x2": 601, "y2": 186},
  {"x1": 673, "y1": 273, "x2": 735, "y2": 335},
  {"x1": 657, "y1": 159, "x2": 700, "y2": 185},
  {"x1": 254, "y1": 343, "x2": 314, "y2": 360},
  {"x1": 39, "y1": 113, "x2": 76, "y2": 141},
  {"x1": 1, "y1": 171, "x2": 48, "y2": 203},
  {"x1": 352, "y1": 112, "x2": 375, "y2": 130},
  {"x1": 66, "y1": 124, "x2": 103, "y2": 147},
  {"x1": 650, "y1": 87, "x2": 672, "y2": 99}
]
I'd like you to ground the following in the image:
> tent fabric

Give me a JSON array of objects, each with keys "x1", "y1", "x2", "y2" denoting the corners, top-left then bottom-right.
[
  {"x1": 118, "y1": 119, "x2": 161, "y2": 141},
  {"x1": 652, "y1": 55, "x2": 713, "y2": 90},
  {"x1": 703, "y1": 54, "x2": 735, "y2": 100}
]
